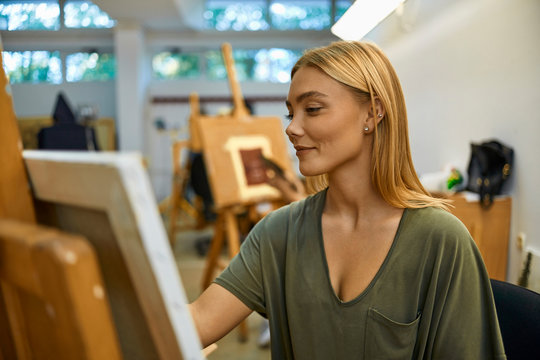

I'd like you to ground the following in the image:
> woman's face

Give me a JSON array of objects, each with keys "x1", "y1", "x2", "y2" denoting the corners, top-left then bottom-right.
[{"x1": 285, "y1": 66, "x2": 371, "y2": 176}]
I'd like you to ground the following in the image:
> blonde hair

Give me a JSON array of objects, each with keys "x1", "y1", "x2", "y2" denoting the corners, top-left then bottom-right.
[{"x1": 292, "y1": 41, "x2": 449, "y2": 210}]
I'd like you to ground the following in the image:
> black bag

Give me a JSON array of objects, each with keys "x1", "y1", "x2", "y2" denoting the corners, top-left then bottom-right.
[{"x1": 465, "y1": 140, "x2": 514, "y2": 208}]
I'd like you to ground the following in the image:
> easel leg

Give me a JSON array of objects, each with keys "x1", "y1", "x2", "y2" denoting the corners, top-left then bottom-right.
[
  {"x1": 201, "y1": 213, "x2": 225, "y2": 290},
  {"x1": 168, "y1": 187, "x2": 180, "y2": 247},
  {"x1": 223, "y1": 210, "x2": 240, "y2": 258},
  {"x1": 223, "y1": 210, "x2": 249, "y2": 342},
  {"x1": 200, "y1": 209, "x2": 249, "y2": 342}
]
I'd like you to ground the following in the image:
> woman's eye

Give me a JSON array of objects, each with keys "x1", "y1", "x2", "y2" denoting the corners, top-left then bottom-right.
[{"x1": 306, "y1": 107, "x2": 321, "y2": 114}]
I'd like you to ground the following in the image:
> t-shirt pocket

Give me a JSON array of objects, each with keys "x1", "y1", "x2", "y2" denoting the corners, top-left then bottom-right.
[{"x1": 364, "y1": 307, "x2": 421, "y2": 360}]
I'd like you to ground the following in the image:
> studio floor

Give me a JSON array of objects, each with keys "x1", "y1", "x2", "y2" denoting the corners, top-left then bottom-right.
[{"x1": 171, "y1": 225, "x2": 270, "y2": 360}]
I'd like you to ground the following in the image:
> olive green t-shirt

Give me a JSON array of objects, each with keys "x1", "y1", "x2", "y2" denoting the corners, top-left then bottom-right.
[{"x1": 215, "y1": 190, "x2": 506, "y2": 359}]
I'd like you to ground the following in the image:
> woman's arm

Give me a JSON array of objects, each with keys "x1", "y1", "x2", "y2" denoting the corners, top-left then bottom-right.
[{"x1": 189, "y1": 283, "x2": 253, "y2": 347}]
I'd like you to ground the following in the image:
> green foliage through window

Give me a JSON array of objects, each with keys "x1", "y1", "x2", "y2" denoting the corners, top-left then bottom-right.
[
  {"x1": 151, "y1": 48, "x2": 301, "y2": 83},
  {"x1": 204, "y1": 0, "x2": 268, "y2": 31},
  {"x1": 203, "y1": 48, "x2": 301, "y2": 83},
  {"x1": 270, "y1": 1, "x2": 330, "y2": 30},
  {"x1": 335, "y1": 0, "x2": 351, "y2": 22},
  {"x1": 64, "y1": 1, "x2": 116, "y2": 29},
  {"x1": 152, "y1": 52, "x2": 200, "y2": 80},
  {"x1": 206, "y1": 49, "x2": 259, "y2": 81},
  {"x1": 0, "y1": 2, "x2": 60, "y2": 31},
  {"x1": 254, "y1": 48, "x2": 303, "y2": 83},
  {"x1": 2, "y1": 51, "x2": 62, "y2": 84},
  {"x1": 0, "y1": 1, "x2": 115, "y2": 31},
  {"x1": 204, "y1": 0, "x2": 352, "y2": 31},
  {"x1": 66, "y1": 52, "x2": 116, "y2": 82}
]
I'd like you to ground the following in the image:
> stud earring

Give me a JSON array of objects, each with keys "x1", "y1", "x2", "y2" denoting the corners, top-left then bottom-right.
[
  {"x1": 378, "y1": 114, "x2": 383, "y2": 118},
  {"x1": 364, "y1": 126, "x2": 369, "y2": 131}
]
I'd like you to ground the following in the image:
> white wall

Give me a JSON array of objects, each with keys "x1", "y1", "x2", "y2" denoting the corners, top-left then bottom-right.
[
  {"x1": 10, "y1": 81, "x2": 116, "y2": 118},
  {"x1": 372, "y1": 0, "x2": 540, "y2": 283}
]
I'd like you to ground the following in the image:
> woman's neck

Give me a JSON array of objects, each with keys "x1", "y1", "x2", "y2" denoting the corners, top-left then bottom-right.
[{"x1": 324, "y1": 160, "x2": 396, "y2": 228}]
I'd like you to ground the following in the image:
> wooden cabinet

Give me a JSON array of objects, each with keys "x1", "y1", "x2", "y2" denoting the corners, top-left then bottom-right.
[{"x1": 446, "y1": 194, "x2": 512, "y2": 281}]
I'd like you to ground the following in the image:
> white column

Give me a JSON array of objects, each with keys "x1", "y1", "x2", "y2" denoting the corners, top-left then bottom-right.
[{"x1": 114, "y1": 21, "x2": 148, "y2": 152}]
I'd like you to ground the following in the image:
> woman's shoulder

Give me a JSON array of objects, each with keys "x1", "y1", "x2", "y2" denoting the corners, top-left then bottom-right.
[
  {"x1": 406, "y1": 206, "x2": 465, "y2": 228},
  {"x1": 403, "y1": 206, "x2": 472, "y2": 245},
  {"x1": 398, "y1": 207, "x2": 481, "y2": 270}
]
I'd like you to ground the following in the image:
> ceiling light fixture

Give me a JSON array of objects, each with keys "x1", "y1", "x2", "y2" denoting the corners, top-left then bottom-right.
[{"x1": 331, "y1": 0, "x2": 407, "y2": 40}]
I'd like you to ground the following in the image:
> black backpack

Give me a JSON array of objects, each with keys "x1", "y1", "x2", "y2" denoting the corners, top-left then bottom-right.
[{"x1": 465, "y1": 139, "x2": 514, "y2": 208}]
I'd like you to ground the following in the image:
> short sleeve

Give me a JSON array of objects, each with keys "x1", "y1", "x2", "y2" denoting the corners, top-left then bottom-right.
[{"x1": 429, "y1": 214, "x2": 506, "y2": 359}]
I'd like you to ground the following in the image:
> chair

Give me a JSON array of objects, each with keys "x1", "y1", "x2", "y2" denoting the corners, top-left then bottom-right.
[
  {"x1": 38, "y1": 92, "x2": 99, "y2": 151},
  {"x1": 490, "y1": 279, "x2": 540, "y2": 359}
]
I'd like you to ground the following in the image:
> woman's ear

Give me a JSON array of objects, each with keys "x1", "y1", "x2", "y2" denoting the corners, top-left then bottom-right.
[
  {"x1": 364, "y1": 97, "x2": 385, "y2": 134},
  {"x1": 371, "y1": 97, "x2": 385, "y2": 125}
]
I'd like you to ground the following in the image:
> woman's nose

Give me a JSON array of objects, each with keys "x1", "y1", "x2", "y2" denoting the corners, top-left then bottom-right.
[{"x1": 285, "y1": 117, "x2": 302, "y2": 138}]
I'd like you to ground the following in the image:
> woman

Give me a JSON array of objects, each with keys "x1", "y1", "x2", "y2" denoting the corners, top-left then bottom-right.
[{"x1": 189, "y1": 41, "x2": 506, "y2": 359}]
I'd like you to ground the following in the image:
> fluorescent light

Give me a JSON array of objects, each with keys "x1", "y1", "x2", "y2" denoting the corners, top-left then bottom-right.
[{"x1": 331, "y1": 0, "x2": 406, "y2": 40}]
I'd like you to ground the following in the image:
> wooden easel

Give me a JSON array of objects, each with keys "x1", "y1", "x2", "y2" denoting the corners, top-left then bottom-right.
[
  {"x1": 0, "y1": 52, "x2": 204, "y2": 359},
  {"x1": 167, "y1": 93, "x2": 208, "y2": 245},
  {"x1": 192, "y1": 43, "x2": 293, "y2": 340},
  {"x1": 0, "y1": 52, "x2": 122, "y2": 360}
]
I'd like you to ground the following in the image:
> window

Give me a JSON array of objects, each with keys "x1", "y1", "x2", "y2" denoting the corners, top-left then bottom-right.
[
  {"x1": 204, "y1": 0, "x2": 268, "y2": 31},
  {"x1": 335, "y1": 0, "x2": 351, "y2": 21},
  {"x1": 204, "y1": 0, "x2": 352, "y2": 31},
  {"x1": 64, "y1": 1, "x2": 115, "y2": 29},
  {"x1": 254, "y1": 48, "x2": 302, "y2": 83},
  {"x1": 0, "y1": 1, "x2": 60, "y2": 31},
  {"x1": 0, "y1": 1, "x2": 115, "y2": 31},
  {"x1": 66, "y1": 52, "x2": 116, "y2": 82},
  {"x1": 2, "y1": 51, "x2": 62, "y2": 84},
  {"x1": 152, "y1": 52, "x2": 200, "y2": 80},
  {"x1": 151, "y1": 48, "x2": 301, "y2": 83},
  {"x1": 1, "y1": 1, "x2": 116, "y2": 84},
  {"x1": 1, "y1": 51, "x2": 116, "y2": 84},
  {"x1": 206, "y1": 49, "x2": 259, "y2": 81},
  {"x1": 270, "y1": 1, "x2": 330, "y2": 31}
]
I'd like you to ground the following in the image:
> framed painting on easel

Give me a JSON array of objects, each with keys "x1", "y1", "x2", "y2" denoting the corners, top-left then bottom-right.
[
  {"x1": 23, "y1": 150, "x2": 204, "y2": 360},
  {"x1": 196, "y1": 114, "x2": 293, "y2": 209}
]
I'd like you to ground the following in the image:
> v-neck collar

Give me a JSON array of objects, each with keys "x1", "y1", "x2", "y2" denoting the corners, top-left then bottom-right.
[{"x1": 315, "y1": 188, "x2": 409, "y2": 306}]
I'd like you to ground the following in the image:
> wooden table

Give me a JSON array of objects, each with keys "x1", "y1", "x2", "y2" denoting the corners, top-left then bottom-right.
[{"x1": 445, "y1": 193, "x2": 512, "y2": 281}]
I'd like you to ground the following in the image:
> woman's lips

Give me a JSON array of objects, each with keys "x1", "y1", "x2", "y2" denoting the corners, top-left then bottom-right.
[{"x1": 294, "y1": 145, "x2": 314, "y2": 156}]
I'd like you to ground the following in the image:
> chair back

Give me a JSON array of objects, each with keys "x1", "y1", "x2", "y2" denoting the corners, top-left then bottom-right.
[{"x1": 490, "y1": 279, "x2": 540, "y2": 359}]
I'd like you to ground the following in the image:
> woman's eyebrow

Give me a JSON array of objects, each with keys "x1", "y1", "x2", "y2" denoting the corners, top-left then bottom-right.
[{"x1": 285, "y1": 91, "x2": 328, "y2": 107}]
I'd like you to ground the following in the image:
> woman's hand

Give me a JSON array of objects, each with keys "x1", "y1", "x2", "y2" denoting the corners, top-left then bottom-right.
[{"x1": 266, "y1": 169, "x2": 306, "y2": 203}]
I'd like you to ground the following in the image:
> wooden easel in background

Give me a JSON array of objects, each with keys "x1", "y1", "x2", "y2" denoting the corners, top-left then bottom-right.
[
  {"x1": 191, "y1": 43, "x2": 294, "y2": 340},
  {"x1": 167, "y1": 93, "x2": 208, "y2": 245}
]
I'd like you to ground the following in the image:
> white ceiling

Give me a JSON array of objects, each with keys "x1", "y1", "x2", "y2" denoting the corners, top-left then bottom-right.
[
  {"x1": 88, "y1": 0, "x2": 452, "y2": 44},
  {"x1": 91, "y1": 0, "x2": 205, "y2": 31}
]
